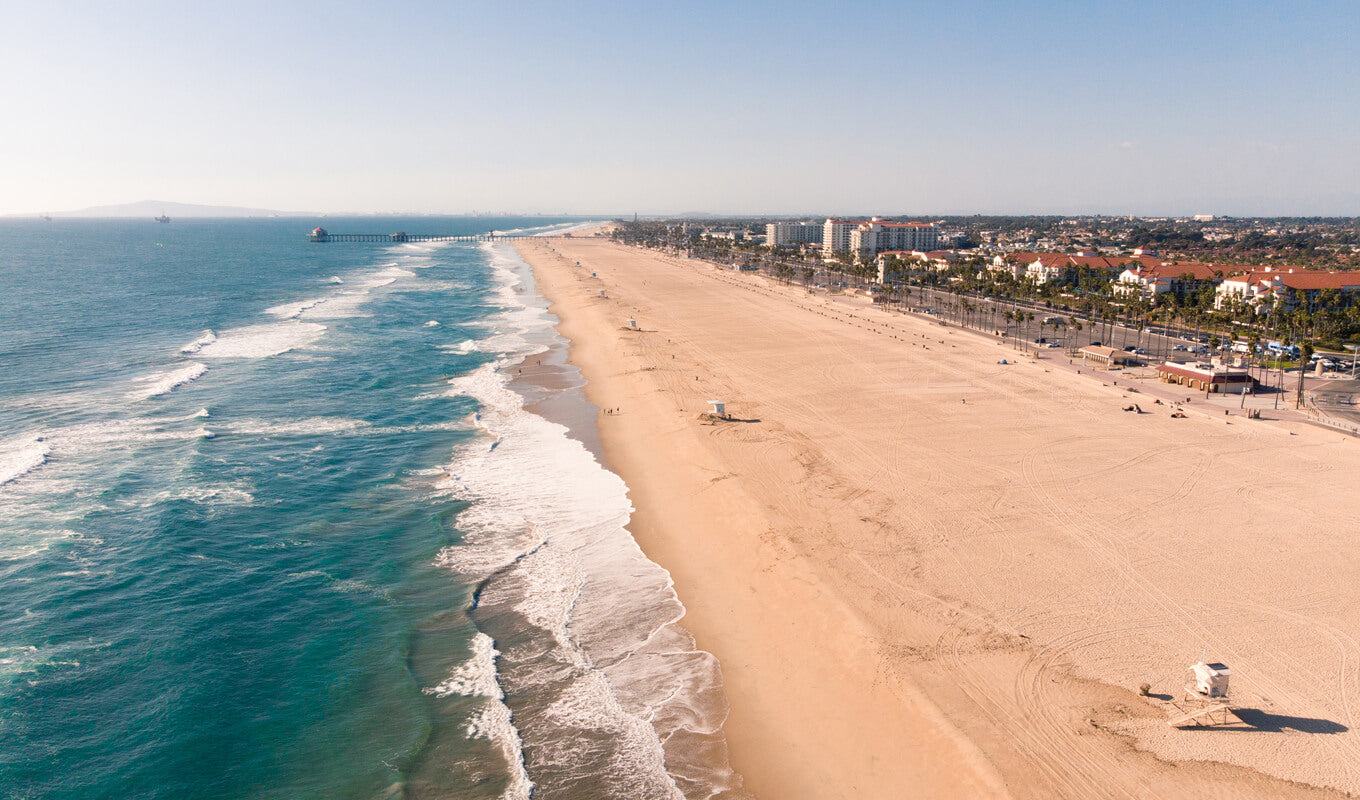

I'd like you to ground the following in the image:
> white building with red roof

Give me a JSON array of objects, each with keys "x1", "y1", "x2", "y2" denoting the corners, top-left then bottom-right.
[
  {"x1": 997, "y1": 252, "x2": 1159, "y2": 285},
  {"x1": 1115, "y1": 261, "x2": 1225, "y2": 300},
  {"x1": 1214, "y1": 268, "x2": 1360, "y2": 313}
]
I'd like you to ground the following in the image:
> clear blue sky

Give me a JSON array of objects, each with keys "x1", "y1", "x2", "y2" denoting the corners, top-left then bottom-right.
[{"x1": 2, "y1": 0, "x2": 1357, "y2": 216}]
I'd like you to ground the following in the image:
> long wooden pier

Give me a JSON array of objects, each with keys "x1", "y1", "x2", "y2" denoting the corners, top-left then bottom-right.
[{"x1": 308, "y1": 228, "x2": 578, "y2": 243}]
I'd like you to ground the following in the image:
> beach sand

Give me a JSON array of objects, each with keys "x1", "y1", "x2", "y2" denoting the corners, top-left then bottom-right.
[{"x1": 516, "y1": 234, "x2": 1359, "y2": 799}]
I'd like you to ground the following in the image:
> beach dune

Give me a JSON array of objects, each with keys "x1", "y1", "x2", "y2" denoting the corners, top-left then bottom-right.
[{"x1": 518, "y1": 235, "x2": 1358, "y2": 799}]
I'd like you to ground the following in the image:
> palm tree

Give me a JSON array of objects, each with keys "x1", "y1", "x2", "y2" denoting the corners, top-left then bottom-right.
[{"x1": 1296, "y1": 341, "x2": 1315, "y2": 408}]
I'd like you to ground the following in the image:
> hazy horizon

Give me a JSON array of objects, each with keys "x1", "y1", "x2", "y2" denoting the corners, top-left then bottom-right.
[{"x1": 2, "y1": 1, "x2": 1357, "y2": 217}]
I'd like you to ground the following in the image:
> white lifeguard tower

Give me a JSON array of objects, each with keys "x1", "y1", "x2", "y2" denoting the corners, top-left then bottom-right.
[
  {"x1": 599, "y1": 289, "x2": 606, "y2": 297},
  {"x1": 707, "y1": 400, "x2": 725, "y2": 417},
  {"x1": 627, "y1": 317, "x2": 637, "y2": 329},
  {"x1": 1167, "y1": 660, "x2": 1237, "y2": 728},
  {"x1": 1188, "y1": 661, "x2": 1230, "y2": 698}
]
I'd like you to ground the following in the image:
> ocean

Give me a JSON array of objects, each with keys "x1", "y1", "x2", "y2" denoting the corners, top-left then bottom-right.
[{"x1": 0, "y1": 217, "x2": 743, "y2": 799}]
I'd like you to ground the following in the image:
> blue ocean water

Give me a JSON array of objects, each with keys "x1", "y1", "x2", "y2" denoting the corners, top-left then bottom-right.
[{"x1": 0, "y1": 218, "x2": 743, "y2": 800}]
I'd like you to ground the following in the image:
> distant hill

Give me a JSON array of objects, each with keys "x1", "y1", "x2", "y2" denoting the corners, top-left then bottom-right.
[{"x1": 33, "y1": 200, "x2": 312, "y2": 219}]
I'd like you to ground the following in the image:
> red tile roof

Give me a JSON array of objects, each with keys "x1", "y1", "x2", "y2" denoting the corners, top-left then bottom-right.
[{"x1": 1130, "y1": 262, "x2": 1225, "y2": 280}]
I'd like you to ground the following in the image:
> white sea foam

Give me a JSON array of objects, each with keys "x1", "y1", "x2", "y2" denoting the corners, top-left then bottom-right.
[
  {"x1": 0, "y1": 438, "x2": 49, "y2": 486},
  {"x1": 425, "y1": 633, "x2": 533, "y2": 799},
  {"x1": 296, "y1": 292, "x2": 369, "y2": 320},
  {"x1": 0, "y1": 642, "x2": 90, "y2": 682},
  {"x1": 118, "y1": 482, "x2": 254, "y2": 509},
  {"x1": 429, "y1": 243, "x2": 740, "y2": 798},
  {"x1": 266, "y1": 297, "x2": 327, "y2": 318},
  {"x1": 426, "y1": 632, "x2": 502, "y2": 699},
  {"x1": 180, "y1": 330, "x2": 218, "y2": 354},
  {"x1": 0, "y1": 420, "x2": 223, "y2": 565},
  {"x1": 467, "y1": 704, "x2": 534, "y2": 800},
  {"x1": 226, "y1": 417, "x2": 372, "y2": 437},
  {"x1": 264, "y1": 265, "x2": 415, "y2": 323},
  {"x1": 361, "y1": 266, "x2": 415, "y2": 288},
  {"x1": 193, "y1": 408, "x2": 210, "y2": 418},
  {"x1": 327, "y1": 275, "x2": 344, "y2": 284},
  {"x1": 131, "y1": 362, "x2": 208, "y2": 400},
  {"x1": 424, "y1": 320, "x2": 441, "y2": 328},
  {"x1": 194, "y1": 321, "x2": 326, "y2": 358},
  {"x1": 441, "y1": 340, "x2": 477, "y2": 355}
]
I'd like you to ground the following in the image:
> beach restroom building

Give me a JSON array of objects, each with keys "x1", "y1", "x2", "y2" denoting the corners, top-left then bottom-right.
[
  {"x1": 1078, "y1": 345, "x2": 1133, "y2": 369},
  {"x1": 1156, "y1": 362, "x2": 1258, "y2": 394}
]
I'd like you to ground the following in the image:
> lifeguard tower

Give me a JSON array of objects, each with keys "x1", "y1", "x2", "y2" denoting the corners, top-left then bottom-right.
[
  {"x1": 1167, "y1": 660, "x2": 1237, "y2": 728},
  {"x1": 707, "y1": 400, "x2": 726, "y2": 417},
  {"x1": 1189, "y1": 661, "x2": 1230, "y2": 699}
]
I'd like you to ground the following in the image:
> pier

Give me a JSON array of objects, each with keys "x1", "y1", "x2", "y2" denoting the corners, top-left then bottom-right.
[{"x1": 308, "y1": 227, "x2": 578, "y2": 243}]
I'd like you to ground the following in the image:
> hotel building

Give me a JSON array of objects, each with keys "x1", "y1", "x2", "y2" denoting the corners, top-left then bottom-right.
[
  {"x1": 822, "y1": 217, "x2": 939, "y2": 258},
  {"x1": 766, "y1": 221, "x2": 824, "y2": 247}
]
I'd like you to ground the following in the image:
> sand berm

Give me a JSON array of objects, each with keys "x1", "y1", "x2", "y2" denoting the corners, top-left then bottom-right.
[{"x1": 516, "y1": 232, "x2": 1360, "y2": 800}]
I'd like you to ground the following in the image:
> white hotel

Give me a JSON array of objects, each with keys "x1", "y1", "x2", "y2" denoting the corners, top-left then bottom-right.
[
  {"x1": 822, "y1": 217, "x2": 939, "y2": 258},
  {"x1": 765, "y1": 221, "x2": 824, "y2": 247}
]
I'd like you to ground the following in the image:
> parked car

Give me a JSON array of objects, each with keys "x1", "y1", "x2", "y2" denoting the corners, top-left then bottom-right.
[
  {"x1": 1134, "y1": 348, "x2": 1147, "y2": 355},
  {"x1": 1045, "y1": 341, "x2": 1062, "y2": 348},
  {"x1": 1090, "y1": 341, "x2": 1102, "y2": 347},
  {"x1": 1123, "y1": 345, "x2": 1137, "y2": 352},
  {"x1": 1172, "y1": 344, "x2": 1188, "y2": 351}
]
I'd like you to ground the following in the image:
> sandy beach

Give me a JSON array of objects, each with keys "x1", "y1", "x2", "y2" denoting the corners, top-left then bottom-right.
[{"x1": 516, "y1": 234, "x2": 1360, "y2": 799}]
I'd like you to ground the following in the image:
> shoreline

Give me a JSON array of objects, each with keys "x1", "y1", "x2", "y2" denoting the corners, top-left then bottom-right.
[{"x1": 515, "y1": 235, "x2": 1359, "y2": 798}]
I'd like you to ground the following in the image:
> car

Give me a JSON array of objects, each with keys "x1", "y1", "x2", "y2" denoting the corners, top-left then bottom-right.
[
  {"x1": 1045, "y1": 342, "x2": 1062, "y2": 348},
  {"x1": 1134, "y1": 348, "x2": 1147, "y2": 355},
  {"x1": 1090, "y1": 341, "x2": 1102, "y2": 347},
  {"x1": 1172, "y1": 344, "x2": 1188, "y2": 351},
  {"x1": 1123, "y1": 345, "x2": 1137, "y2": 352}
]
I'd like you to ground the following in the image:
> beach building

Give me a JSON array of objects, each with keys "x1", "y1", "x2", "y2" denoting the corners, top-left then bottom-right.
[
  {"x1": 822, "y1": 218, "x2": 938, "y2": 257},
  {"x1": 766, "y1": 221, "x2": 824, "y2": 248},
  {"x1": 1156, "y1": 362, "x2": 1258, "y2": 394},
  {"x1": 1078, "y1": 345, "x2": 1134, "y2": 369}
]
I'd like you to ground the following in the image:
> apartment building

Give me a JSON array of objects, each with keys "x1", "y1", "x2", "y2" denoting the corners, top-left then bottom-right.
[
  {"x1": 765, "y1": 221, "x2": 824, "y2": 247},
  {"x1": 822, "y1": 217, "x2": 938, "y2": 257}
]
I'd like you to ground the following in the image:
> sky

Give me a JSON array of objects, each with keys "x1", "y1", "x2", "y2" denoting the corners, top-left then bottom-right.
[{"x1": 1, "y1": 0, "x2": 1357, "y2": 217}]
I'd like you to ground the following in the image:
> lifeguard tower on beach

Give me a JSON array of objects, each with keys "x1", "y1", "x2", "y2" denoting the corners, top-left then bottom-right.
[
  {"x1": 1188, "y1": 661, "x2": 1231, "y2": 698},
  {"x1": 1167, "y1": 660, "x2": 1238, "y2": 728},
  {"x1": 707, "y1": 400, "x2": 726, "y2": 417}
]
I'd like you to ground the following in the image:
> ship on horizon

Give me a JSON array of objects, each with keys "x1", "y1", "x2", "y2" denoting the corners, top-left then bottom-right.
[{"x1": 155, "y1": 212, "x2": 170, "y2": 223}]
